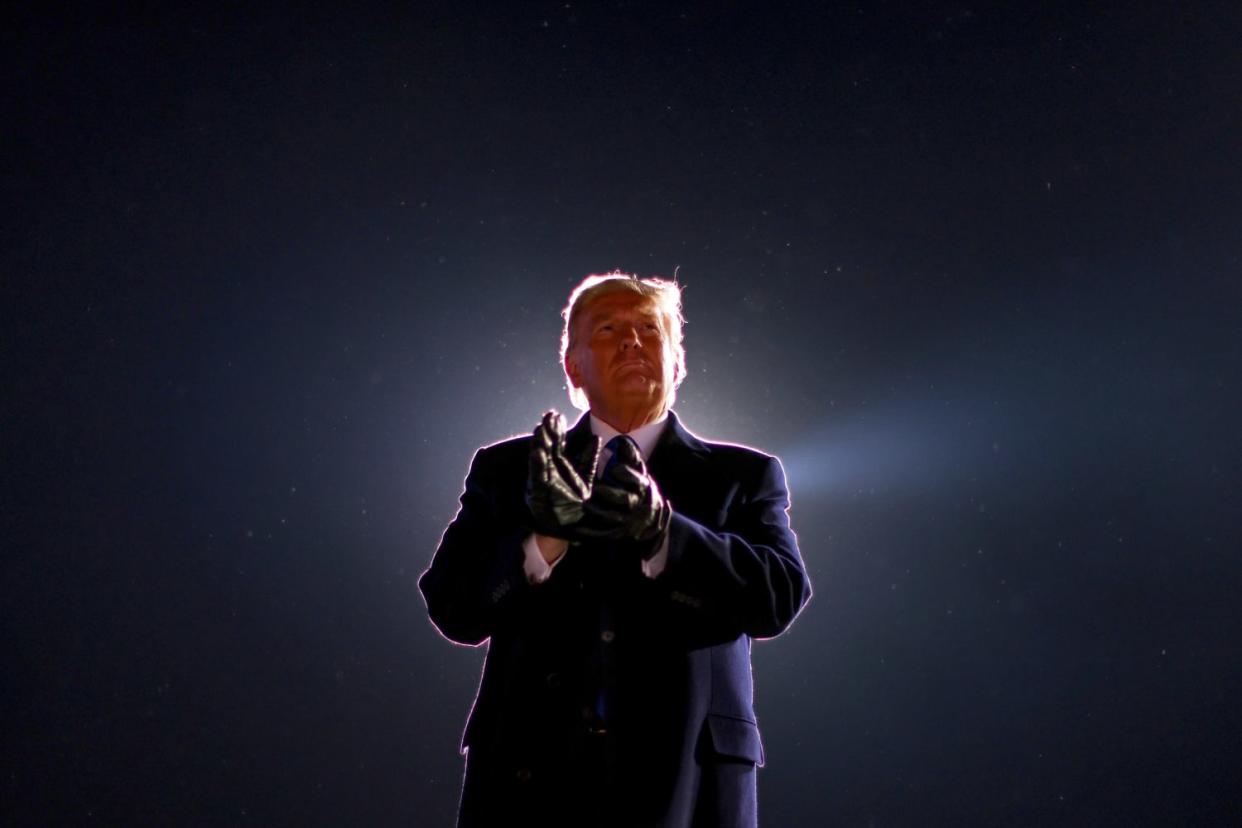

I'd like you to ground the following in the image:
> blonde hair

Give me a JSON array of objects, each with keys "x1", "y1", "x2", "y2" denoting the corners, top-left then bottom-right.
[{"x1": 560, "y1": 272, "x2": 687, "y2": 411}]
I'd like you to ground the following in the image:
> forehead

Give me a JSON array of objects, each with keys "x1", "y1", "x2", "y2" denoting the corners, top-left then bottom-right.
[{"x1": 580, "y1": 290, "x2": 660, "y2": 320}]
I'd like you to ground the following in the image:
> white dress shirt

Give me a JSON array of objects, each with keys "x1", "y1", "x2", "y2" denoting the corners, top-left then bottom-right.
[{"x1": 522, "y1": 412, "x2": 671, "y2": 583}]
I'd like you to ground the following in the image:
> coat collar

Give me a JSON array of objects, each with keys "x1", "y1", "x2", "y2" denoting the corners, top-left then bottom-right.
[
  {"x1": 565, "y1": 408, "x2": 710, "y2": 490},
  {"x1": 653, "y1": 409, "x2": 710, "y2": 459},
  {"x1": 566, "y1": 409, "x2": 708, "y2": 457}
]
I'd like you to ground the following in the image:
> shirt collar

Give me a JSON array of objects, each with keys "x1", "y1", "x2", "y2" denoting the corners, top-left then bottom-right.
[{"x1": 589, "y1": 411, "x2": 669, "y2": 462}]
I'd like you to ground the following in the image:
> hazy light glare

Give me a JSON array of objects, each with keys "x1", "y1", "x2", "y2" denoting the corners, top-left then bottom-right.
[{"x1": 780, "y1": 399, "x2": 1000, "y2": 498}]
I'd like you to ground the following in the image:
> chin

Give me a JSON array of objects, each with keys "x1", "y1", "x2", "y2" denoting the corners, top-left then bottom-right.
[{"x1": 613, "y1": 379, "x2": 658, "y2": 395}]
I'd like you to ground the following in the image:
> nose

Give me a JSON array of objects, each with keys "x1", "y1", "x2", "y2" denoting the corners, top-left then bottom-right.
[{"x1": 618, "y1": 325, "x2": 642, "y2": 350}]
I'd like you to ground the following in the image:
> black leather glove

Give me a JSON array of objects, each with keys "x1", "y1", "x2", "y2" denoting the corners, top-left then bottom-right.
[
  {"x1": 580, "y1": 436, "x2": 672, "y2": 555},
  {"x1": 525, "y1": 411, "x2": 602, "y2": 539}
]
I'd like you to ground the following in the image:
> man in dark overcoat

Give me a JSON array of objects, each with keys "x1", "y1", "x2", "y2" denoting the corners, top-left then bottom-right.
[{"x1": 420, "y1": 273, "x2": 811, "y2": 827}]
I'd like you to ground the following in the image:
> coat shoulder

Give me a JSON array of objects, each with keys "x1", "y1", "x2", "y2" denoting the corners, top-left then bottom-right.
[
  {"x1": 696, "y1": 437, "x2": 783, "y2": 478},
  {"x1": 470, "y1": 432, "x2": 533, "y2": 470},
  {"x1": 699, "y1": 438, "x2": 777, "y2": 462}
]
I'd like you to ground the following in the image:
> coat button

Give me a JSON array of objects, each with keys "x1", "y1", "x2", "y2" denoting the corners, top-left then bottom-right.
[{"x1": 600, "y1": 629, "x2": 615, "y2": 643}]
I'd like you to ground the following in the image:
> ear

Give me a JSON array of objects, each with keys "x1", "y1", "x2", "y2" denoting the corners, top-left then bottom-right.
[
  {"x1": 564, "y1": 352, "x2": 582, "y2": 389},
  {"x1": 671, "y1": 348, "x2": 685, "y2": 387}
]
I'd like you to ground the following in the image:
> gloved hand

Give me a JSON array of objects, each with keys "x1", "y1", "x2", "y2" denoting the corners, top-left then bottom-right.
[
  {"x1": 525, "y1": 411, "x2": 602, "y2": 539},
  {"x1": 580, "y1": 436, "x2": 672, "y2": 554}
]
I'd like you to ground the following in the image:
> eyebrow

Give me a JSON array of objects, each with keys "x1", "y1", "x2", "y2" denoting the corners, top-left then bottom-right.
[
  {"x1": 592, "y1": 309, "x2": 660, "y2": 324},
  {"x1": 593, "y1": 317, "x2": 660, "y2": 334}
]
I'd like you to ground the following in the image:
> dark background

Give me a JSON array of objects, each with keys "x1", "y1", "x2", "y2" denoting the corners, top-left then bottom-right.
[{"x1": 4, "y1": 2, "x2": 1240, "y2": 825}]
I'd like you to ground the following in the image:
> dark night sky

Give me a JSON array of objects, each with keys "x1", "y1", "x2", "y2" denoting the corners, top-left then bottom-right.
[{"x1": 4, "y1": 2, "x2": 1241, "y2": 825}]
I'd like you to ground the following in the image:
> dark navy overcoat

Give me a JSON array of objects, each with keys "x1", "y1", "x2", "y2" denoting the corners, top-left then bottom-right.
[{"x1": 419, "y1": 411, "x2": 811, "y2": 827}]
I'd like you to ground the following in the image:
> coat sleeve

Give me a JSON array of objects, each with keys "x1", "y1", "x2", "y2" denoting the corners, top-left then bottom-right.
[
  {"x1": 659, "y1": 455, "x2": 811, "y2": 640},
  {"x1": 417, "y1": 446, "x2": 533, "y2": 646}
]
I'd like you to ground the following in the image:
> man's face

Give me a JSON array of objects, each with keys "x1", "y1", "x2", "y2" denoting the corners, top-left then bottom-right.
[{"x1": 565, "y1": 291, "x2": 680, "y2": 421}]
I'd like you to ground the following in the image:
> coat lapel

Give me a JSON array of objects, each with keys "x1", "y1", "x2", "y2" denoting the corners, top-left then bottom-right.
[{"x1": 646, "y1": 410, "x2": 711, "y2": 513}]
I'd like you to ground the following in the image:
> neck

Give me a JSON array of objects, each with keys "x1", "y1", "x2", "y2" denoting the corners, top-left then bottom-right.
[{"x1": 592, "y1": 403, "x2": 667, "y2": 434}]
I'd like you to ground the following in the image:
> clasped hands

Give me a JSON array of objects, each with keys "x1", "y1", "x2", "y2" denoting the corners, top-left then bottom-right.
[{"x1": 525, "y1": 411, "x2": 671, "y2": 553}]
